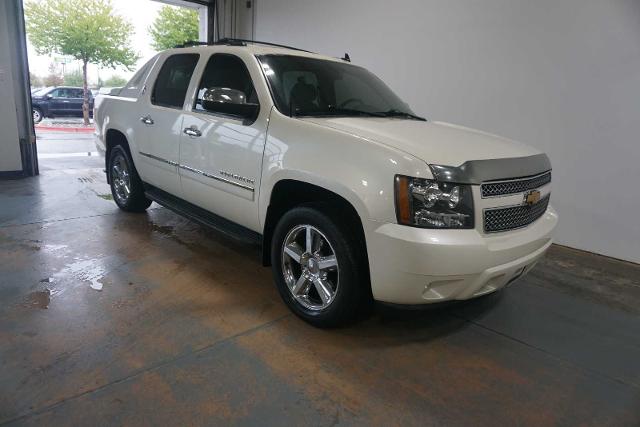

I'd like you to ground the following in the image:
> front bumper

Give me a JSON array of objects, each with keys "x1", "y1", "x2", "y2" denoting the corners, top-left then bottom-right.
[{"x1": 366, "y1": 206, "x2": 558, "y2": 304}]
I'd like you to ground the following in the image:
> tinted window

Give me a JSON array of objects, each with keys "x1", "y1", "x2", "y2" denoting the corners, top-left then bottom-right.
[
  {"x1": 49, "y1": 88, "x2": 65, "y2": 98},
  {"x1": 120, "y1": 55, "x2": 158, "y2": 98},
  {"x1": 71, "y1": 89, "x2": 84, "y2": 98},
  {"x1": 194, "y1": 54, "x2": 258, "y2": 113},
  {"x1": 152, "y1": 54, "x2": 199, "y2": 108}
]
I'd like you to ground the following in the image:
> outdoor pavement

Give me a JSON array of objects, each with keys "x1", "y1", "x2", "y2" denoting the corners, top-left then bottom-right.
[{"x1": 36, "y1": 130, "x2": 103, "y2": 171}]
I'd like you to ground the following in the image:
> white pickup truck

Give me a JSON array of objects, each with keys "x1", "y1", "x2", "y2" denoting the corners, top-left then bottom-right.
[{"x1": 94, "y1": 39, "x2": 558, "y2": 327}]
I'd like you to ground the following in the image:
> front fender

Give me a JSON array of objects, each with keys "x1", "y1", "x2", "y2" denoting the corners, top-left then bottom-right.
[
  {"x1": 259, "y1": 109, "x2": 433, "y2": 229},
  {"x1": 32, "y1": 101, "x2": 48, "y2": 115}
]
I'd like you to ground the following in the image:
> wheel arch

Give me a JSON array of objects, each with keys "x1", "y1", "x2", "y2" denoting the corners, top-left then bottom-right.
[
  {"x1": 104, "y1": 128, "x2": 131, "y2": 184},
  {"x1": 261, "y1": 178, "x2": 370, "y2": 277}
]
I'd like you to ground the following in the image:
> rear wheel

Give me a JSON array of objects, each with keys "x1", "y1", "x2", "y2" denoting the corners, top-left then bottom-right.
[
  {"x1": 108, "y1": 145, "x2": 151, "y2": 212},
  {"x1": 271, "y1": 205, "x2": 368, "y2": 327}
]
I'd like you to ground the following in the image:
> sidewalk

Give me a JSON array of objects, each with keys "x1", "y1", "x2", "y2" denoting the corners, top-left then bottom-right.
[{"x1": 35, "y1": 118, "x2": 95, "y2": 133}]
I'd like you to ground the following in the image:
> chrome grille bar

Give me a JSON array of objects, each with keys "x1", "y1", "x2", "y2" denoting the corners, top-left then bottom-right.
[{"x1": 481, "y1": 171, "x2": 551, "y2": 198}]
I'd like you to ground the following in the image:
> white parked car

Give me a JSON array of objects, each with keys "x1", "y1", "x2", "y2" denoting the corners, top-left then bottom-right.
[{"x1": 94, "y1": 39, "x2": 558, "y2": 327}]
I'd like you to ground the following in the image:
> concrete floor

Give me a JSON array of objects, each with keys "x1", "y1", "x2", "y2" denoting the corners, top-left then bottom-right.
[{"x1": 1, "y1": 143, "x2": 639, "y2": 425}]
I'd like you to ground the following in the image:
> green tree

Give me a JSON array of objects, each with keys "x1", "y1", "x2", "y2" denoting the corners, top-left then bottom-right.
[
  {"x1": 63, "y1": 68, "x2": 84, "y2": 86},
  {"x1": 25, "y1": 0, "x2": 138, "y2": 124},
  {"x1": 149, "y1": 6, "x2": 199, "y2": 51},
  {"x1": 104, "y1": 75, "x2": 128, "y2": 87}
]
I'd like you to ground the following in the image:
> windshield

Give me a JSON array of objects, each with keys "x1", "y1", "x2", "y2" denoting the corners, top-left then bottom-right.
[
  {"x1": 33, "y1": 87, "x2": 53, "y2": 96},
  {"x1": 257, "y1": 54, "x2": 420, "y2": 119}
]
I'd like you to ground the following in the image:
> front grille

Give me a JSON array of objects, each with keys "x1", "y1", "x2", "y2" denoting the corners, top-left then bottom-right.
[
  {"x1": 481, "y1": 171, "x2": 551, "y2": 198},
  {"x1": 484, "y1": 194, "x2": 550, "y2": 233}
]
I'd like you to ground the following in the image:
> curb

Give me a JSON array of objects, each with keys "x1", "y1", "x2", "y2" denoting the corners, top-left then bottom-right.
[{"x1": 35, "y1": 126, "x2": 95, "y2": 133}]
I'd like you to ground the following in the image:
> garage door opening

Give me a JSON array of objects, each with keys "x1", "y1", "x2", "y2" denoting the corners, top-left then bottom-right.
[{"x1": 24, "y1": 0, "x2": 209, "y2": 171}]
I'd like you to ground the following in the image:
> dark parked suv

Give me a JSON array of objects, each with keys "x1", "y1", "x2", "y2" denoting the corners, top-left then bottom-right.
[{"x1": 31, "y1": 86, "x2": 94, "y2": 123}]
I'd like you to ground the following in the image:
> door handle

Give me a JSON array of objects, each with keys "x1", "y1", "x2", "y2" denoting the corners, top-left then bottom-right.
[
  {"x1": 140, "y1": 115, "x2": 154, "y2": 125},
  {"x1": 183, "y1": 127, "x2": 202, "y2": 137}
]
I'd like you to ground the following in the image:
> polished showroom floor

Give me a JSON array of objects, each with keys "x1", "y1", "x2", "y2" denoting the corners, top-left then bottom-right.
[{"x1": 1, "y1": 159, "x2": 639, "y2": 425}]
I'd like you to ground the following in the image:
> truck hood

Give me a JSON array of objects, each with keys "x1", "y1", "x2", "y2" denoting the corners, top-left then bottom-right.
[{"x1": 301, "y1": 117, "x2": 541, "y2": 167}]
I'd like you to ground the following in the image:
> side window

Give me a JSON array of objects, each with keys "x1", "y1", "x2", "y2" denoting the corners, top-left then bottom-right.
[
  {"x1": 120, "y1": 55, "x2": 158, "y2": 98},
  {"x1": 152, "y1": 54, "x2": 199, "y2": 109},
  {"x1": 71, "y1": 89, "x2": 84, "y2": 98},
  {"x1": 57, "y1": 88, "x2": 71, "y2": 98},
  {"x1": 194, "y1": 54, "x2": 258, "y2": 113},
  {"x1": 49, "y1": 89, "x2": 61, "y2": 98}
]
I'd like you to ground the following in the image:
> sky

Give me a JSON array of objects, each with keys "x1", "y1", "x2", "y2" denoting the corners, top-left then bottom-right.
[{"x1": 25, "y1": 0, "x2": 168, "y2": 86}]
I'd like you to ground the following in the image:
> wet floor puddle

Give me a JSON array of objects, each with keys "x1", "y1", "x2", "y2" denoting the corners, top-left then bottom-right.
[
  {"x1": 22, "y1": 288, "x2": 63, "y2": 309},
  {"x1": 57, "y1": 258, "x2": 110, "y2": 292},
  {"x1": 24, "y1": 290, "x2": 51, "y2": 309},
  {"x1": 22, "y1": 278, "x2": 64, "y2": 309}
]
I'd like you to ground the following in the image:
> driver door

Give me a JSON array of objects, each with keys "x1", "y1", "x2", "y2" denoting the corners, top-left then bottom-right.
[
  {"x1": 48, "y1": 88, "x2": 68, "y2": 115},
  {"x1": 178, "y1": 53, "x2": 267, "y2": 231}
]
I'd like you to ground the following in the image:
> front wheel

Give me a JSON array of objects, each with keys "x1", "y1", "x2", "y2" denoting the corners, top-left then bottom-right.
[
  {"x1": 108, "y1": 145, "x2": 151, "y2": 212},
  {"x1": 271, "y1": 205, "x2": 369, "y2": 327},
  {"x1": 32, "y1": 108, "x2": 43, "y2": 124}
]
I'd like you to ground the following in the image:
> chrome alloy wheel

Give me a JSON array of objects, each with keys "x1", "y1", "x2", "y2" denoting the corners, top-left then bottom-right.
[
  {"x1": 281, "y1": 225, "x2": 339, "y2": 311},
  {"x1": 32, "y1": 109, "x2": 41, "y2": 123},
  {"x1": 111, "y1": 154, "x2": 131, "y2": 205}
]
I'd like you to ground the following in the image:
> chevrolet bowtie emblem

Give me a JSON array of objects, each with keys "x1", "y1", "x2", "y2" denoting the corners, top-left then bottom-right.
[{"x1": 524, "y1": 190, "x2": 541, "y2": 206}]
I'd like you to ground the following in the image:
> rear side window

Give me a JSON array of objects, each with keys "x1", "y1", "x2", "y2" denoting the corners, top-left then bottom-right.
[
  {"x1": 120, "y1": 55, "x2": 158, "y2": 98},
  {"x1": 152, "y1": 54, "x2": 199, "y2": 109},
  {"x1": 71, "y1": 89, "x2": 84, "y2": 98}
]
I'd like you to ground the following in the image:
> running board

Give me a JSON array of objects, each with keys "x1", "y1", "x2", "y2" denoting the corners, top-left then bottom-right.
[{"x1": 144, "y1": 184, "x2": 262, "y2": 246}]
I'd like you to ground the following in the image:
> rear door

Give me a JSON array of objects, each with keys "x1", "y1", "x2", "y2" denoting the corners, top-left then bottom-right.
[
  {"x1": 68, "y1": 88, "x2": 85, "y2": 117},
  {"x1": 135, "y1": 53, "x2": 200, "y2": 196}
]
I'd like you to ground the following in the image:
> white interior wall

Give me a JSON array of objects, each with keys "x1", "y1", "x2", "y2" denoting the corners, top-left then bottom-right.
[
  {"x1": 216, "y1": 0, "x2": 254, "y2": 39},
  {"x1": 0, "y1": 0, "x2": 26, "y2": 173},
  {"x1": 253, "y1": 0, "x2": 640, "y2": 263}
]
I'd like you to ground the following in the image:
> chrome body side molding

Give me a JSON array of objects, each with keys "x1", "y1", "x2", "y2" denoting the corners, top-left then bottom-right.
[
  {"x1": 138, "y1": 151, "x2": 255, "y2": 192},
  {"x1": 139, "y1": 151, "x2": 178, "y2": 167}
]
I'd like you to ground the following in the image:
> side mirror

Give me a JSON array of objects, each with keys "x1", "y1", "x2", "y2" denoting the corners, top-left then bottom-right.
[
  {"x1": 201, "y1": 87, "x2": 259, "y2": 120},
  {"x1": 45, "y1": 94, "x2": 53, "y2": 99}
]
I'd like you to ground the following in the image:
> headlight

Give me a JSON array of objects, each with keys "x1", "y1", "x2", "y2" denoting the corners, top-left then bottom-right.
[{"x1": 394, "y1": 175, "x2": 474, "y2": 229}]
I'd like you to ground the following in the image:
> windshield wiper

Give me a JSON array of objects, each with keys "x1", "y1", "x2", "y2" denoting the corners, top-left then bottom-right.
[
  {"x1": 294, "y1": 108, "x2": 385, "y2": 118},
  {"x1": 377, "y1": 109, "x2": 426, "y2": 121}
]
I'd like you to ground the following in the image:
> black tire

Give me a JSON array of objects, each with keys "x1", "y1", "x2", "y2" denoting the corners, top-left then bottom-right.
[
  {"x1": 32, "y1": 108, "x2": 43, "y2": 124},
  {"x1": 271, "y1": 205, "x2": 369, "y2": 327},
  {"x1": 108, "y1": 145, "x2": 152, "y2": 212}
]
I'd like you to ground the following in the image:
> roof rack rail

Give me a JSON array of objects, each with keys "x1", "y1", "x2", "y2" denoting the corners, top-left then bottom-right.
[
  {"x1": 174, "y1": 38, "x2": 313, "y2": 53},
  {"x1": 217, "y1": 38, "x2": 312, "y2": 53},
  {"x1": 173, "y1": 41, "x2": 209, "y2": 48}
]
